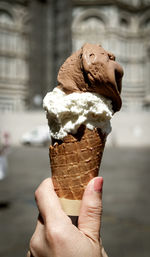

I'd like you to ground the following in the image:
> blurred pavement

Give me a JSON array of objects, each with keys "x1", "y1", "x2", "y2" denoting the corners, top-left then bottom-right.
[{"x1": 0, "y1": 146, "x2": 150, "y2": 257}]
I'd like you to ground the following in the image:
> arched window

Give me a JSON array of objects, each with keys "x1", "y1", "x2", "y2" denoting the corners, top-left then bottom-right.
[
  {"x1": 0, "y1": 10, "x2": 13, "y2": 25},
  {"x1": 79, "y1": 16, "x2": 105, "y2": 32},
  {"x1": 72, "y1": 9, "x2": 106, "y2": 51}
]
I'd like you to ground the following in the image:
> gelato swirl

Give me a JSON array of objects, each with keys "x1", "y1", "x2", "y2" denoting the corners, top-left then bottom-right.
[{"x1": 57, "y1": 43, "x2": 123, "y2": 112}]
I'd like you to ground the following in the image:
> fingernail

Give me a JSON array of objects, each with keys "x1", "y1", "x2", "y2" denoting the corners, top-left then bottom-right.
[{"x1": 94, "y1": 177, "x2": 103, "y2": 192}]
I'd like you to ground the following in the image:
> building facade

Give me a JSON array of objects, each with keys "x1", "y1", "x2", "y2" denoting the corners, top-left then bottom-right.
[
  {"x1": 0, "y1": 0, "x2": 150, "y2": 111},
  {"x1": 72, "y1": 0, "x2": 150, "y2": 110},
  {"x1": 0, "y1": 0, "x2": 72, "y2": 111}
]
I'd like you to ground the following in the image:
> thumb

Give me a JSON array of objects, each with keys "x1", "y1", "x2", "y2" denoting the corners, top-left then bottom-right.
[{"x1": 78, "y1": 177, "x2": 103, "y2": 240}]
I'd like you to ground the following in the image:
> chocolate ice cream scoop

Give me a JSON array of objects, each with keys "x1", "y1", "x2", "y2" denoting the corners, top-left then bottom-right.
[{"x1": 57, "y1": 43, "x2": 123, "y2": 112}]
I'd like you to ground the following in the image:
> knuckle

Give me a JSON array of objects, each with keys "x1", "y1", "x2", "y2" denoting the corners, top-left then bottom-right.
[
  {"x1": 46, "y1": 224, "x2": 66, "y2": 246},
  {"x1": 86, "y1": 203, "x2": 102, "y2": 219},
  {"x1": 29, "y1": 234, "x2": 39, "y2": 254}
]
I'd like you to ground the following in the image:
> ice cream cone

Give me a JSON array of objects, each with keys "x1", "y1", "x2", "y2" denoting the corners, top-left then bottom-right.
[
  {"x1": 44, "y1": 43, "x2": 124, "y2": 217},
  {"x1": 49, "y1": 125, "x2": 106, "y2": 215}
]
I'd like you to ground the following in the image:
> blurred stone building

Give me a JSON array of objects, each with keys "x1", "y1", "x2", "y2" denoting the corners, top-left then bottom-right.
[
  {"x1": 0, "y1": 0, "x2": 150, "y2": 111},
  {"x1": 0, "y1": 0, "x2": 72, "y2": 111},
  {"x1": 0, "y1": 0, "x2": 150, "y2": 146}
]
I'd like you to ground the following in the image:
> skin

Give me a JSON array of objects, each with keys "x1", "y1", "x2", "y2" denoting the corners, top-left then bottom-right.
[{"x1": 27, "y1": 177, "x2": 108, "y2": 257}]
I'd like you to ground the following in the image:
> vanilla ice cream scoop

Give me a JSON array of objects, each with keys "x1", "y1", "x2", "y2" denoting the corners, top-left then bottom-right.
[{"x1": 43, "y1": 88, "x2": 113, "y2": 140}]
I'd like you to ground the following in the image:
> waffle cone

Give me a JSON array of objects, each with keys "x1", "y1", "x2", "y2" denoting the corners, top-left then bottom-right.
[{"x1": 49, "y1": 125, "x2": 106, "y2": 201}]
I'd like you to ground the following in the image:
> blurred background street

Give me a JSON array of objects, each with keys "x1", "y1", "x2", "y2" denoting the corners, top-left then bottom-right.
[{"x1": 0, "y1": 145, "x2": 150, "y2": 257}]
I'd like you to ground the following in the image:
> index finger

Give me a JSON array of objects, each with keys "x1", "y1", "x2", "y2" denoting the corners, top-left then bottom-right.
[{"x1": 35, "y1": 178, "x2": 69, "y2": 225}]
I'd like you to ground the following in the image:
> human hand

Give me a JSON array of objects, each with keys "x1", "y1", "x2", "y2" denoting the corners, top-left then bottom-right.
[{"x1": 27, "y1": 177, "x2": 108, "y2": 257}]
